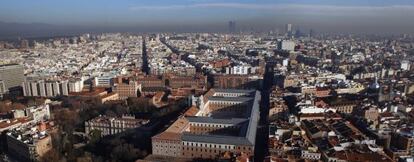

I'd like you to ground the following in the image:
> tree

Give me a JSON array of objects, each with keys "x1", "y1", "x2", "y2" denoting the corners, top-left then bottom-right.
[
  {"x1": 89, "y1": 129, "x2": 102, "y2": 144},
  {"x1": 105, "y1": 109, "x2": 116, "y2": 117},
  {"x1": 110, "y1": 143, "x2": 143, "y2": 162},
  {"x1": 77, "y1": 152, "x2": 104, "y2": 162},
  {"x1": 127, "y1": 98, "x2": 154, "y2": 114},
  {"x1": 54, "y1": 109, "x2": 80, "y2": 133},
  {"x1": 0, "y1": 102, "x2": 12, "y2": 113},
  {"x1": 114, "y1": 104, "x2": 128, "y2": 116},
  {"x1": 40, "y1": 148, "x2": 61, "y2": 162}
]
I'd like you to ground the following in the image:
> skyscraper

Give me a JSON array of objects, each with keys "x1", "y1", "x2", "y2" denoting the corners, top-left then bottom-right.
[
  {"x1": 285, "y1": 24, "x2": 293, "y2": 37},
  {"x1": 309, "y1": 29, "x2": 315, "y2": 38},
  {"x1": 0, "y1": 64, "x2": 24, "y2": 93},
  {"x1": 286, "y1": 24, "x2": 292, "y2": 34},
  {"x1": 228, "y1": 21, "x2": 236, "y2": 33},
  {"x1": 20, "y1": 39, "x2": 29, "y2": 49}
]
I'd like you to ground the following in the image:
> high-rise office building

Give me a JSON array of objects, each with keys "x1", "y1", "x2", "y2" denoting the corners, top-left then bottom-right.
[
  {"x1": 309, "y1": 29, "x2": 315, "y2": 38},
  {"x1": 285, "y1": 24, "x2": 293, "y2": 37},
  {"x1": 20, "y1": 39, "x2": 29, "y2": 49},
  {"x1": 0, "y1": 64, "x2": 24, "y2": 93},
  {"x1": 228, "y1": 21, "x2": 236, "y2": 33},
  {"x1": 286, "y1": 24, "x2": 292, "y2": 34}
]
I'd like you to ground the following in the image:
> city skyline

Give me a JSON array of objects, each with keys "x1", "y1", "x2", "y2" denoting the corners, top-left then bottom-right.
[
  {"x1": 1, "y1": 1, "x2": 414, "y2": 162},
  {"x1": 1, "y1": 0, "x2": 414, "y2": 37},
  {"x1": 1, "y1": 1, "x2": 414, "y2": 160}
]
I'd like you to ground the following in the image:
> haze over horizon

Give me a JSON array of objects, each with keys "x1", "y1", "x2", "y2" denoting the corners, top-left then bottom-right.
[{"x1": 1, "y1": 0, "x2": 414, "y2": 38}]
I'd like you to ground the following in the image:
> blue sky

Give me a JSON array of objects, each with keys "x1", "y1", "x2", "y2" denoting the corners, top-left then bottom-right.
[
  {"x1": 1, "y1": 0, "x2": 414, "y2": 33},
  {"x1": 1, "y1": 0, "x2": 413, "y2": 25}
]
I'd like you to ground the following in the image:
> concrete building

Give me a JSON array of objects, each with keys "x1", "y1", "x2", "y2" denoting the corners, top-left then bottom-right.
[
  {"x1": 226, "y1": 66, "x2": 251, "y2": 75},
  {"x1": 152, "y1": 89, "x2": 261, "y2": 160},
  {"x1": 213, "y1": 75, "x2": 260, "y2": 89},
  {"x1": 286, "y1": 24, "x2": 292, "y2": 34},
  {"x1": 228, "y1": 21, "x2": 236, "y2": 33},
  {"x1": 389, "y1": 132, "x2": 414, "y2": 157},
  {"x1": 12, "y1": 104, "x2": 51, "y2": 124},
  {"x1": 301, "y1": 150, "x2": 321, "y2": 160},
  {"x1": 136, "y1": 75, "x2": 165, "y2": 88},
  {"x1": 20, "y1": 39, "x2": 29, "y2": 49},
  {"x1": 167, "y1": 75, "x2": 207, "y2": 89},
  {"x1": 68, "y1": 78, "x2": 84, "y2": 92},
  {"x1": 401, "y1": 60, "x2": 411, "y2": 71},
  {"x1": 0, "y1": 64, "x2": 24, "y2": 93},
  {"x1": 114, "y1": 77, "x2": 140, "y2": 99},
  {"x1": 94, "y1": 75, "x2": 114, "y2": 87},
  {"x1": 23, "y1": 80, "x2": 72, "y2": 97},
  {"x1": 26, "y1": 104, "x2": 51, "y2": 123},
  {"x1": 6, "y1": 124, "x2": 53, "y2": 162},
  {"x1": 278, "y1": 40, "x2": 295, "y2": 51}
]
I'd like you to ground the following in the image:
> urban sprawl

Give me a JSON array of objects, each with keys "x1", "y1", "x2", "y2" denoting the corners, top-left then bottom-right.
[{"x1": 0, "y1": 25, "x2": 414, "y2": 162}]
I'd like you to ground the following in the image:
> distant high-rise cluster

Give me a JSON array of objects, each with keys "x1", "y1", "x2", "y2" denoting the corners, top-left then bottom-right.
[
  {"x1": 285, "y1": 23, "x2": 292, "y2": 35},
  {"x1": 228, "y1": 21, "x2": 236, "y2": 33},
  {"x1": 20, "y1": 39, "x2": 29, "y2": 49}
]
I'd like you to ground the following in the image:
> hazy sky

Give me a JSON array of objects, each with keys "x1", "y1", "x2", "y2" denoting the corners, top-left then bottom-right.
[{"x1": 1, "y1": 0, "x2": 414, "y2": 33}]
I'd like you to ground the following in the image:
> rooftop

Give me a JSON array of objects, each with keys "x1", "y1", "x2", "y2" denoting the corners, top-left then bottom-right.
[
  {"x1": 187, "y1": 116, "x2": 248, "y2": 125},
  {"x1": 182, "y1": 133, "x2": 253, "y2": 146}
]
